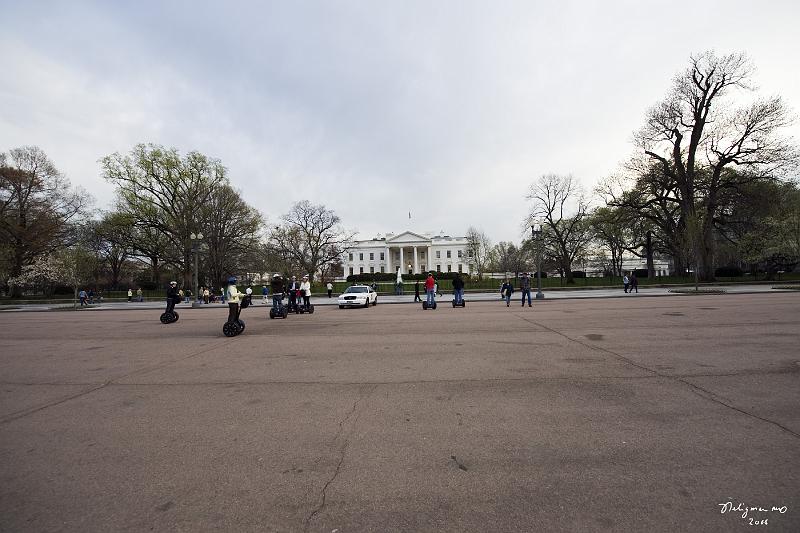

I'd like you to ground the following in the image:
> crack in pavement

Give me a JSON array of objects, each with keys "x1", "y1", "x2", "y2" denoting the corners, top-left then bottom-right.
[
  {"x1": 514, "y1": 314, "x2": 800, "y2": 439},
  {"x1": 0, "y1": 339, "x2": 230, "y2": 425},
  {"x1": 303, "y1": 384, "x2": 377, "y2": 533}
]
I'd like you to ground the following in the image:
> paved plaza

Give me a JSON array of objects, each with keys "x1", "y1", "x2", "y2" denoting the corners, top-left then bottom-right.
[{"x1": 1, "y1": 293, "x2": 798, "y2": 532}]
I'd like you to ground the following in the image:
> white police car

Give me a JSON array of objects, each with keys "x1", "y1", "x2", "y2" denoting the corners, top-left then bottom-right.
[{"x1": 338, "y1": 285, "x2": 377, "y2": 308}]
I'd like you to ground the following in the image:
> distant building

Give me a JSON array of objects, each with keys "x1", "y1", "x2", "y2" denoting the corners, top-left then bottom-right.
[{"x1": 343, "y1": 231, "x2": 474, "y2": 277}]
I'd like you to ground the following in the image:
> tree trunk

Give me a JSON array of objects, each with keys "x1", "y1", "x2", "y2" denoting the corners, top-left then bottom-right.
[
  {"x1": 646, "y1": 231, "x2": 655, "y2": 278},
  {"x1": 698, "y1": 219, "x2": 716, "y2": 282}
]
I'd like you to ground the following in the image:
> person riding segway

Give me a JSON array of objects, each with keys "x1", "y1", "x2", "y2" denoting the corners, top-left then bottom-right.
[
  {"x1": 422, "y1": 272, "x2": 437, "y2": 310},
  {"x1": 160, "y1": 281, "x2": 181, "y2": 323},
  {"x1": 451, "y1": 273, "x2": 466, "y2": 307},
  {"x1": 269, "y1": 273, "x2": 289, "y2": 319},
  {"x1": 222, "y1": 276, "x2": 246, "y2": 337}
]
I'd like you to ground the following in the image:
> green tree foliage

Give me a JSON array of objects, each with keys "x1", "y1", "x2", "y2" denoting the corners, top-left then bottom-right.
[{"x1": 0, "y1": 147, "x2": 89, "y2": 295}]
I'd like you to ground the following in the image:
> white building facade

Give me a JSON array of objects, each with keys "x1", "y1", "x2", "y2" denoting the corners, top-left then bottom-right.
[{"x1": 343, "y1": 231, "x2": 474, "y2": 278}]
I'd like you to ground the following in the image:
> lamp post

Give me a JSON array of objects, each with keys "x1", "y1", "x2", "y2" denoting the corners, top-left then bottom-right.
[
  {"x1": 531, "y1": 223, "x2": 545, "y2": 300},
  {"x1": 190, "y1": 232, "x2": 204, "y2": 308}
]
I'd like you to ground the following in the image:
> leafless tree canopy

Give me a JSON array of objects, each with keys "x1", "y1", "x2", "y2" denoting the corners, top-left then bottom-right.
[
  {"x1": 269, "y1": 200, "x2": 354, "y2": 281},
  {"x1": 465, "y1": 227, "x2": 493, "y2": 279}
]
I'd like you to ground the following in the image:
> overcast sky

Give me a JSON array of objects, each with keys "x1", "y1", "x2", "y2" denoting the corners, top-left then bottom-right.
[{"x1": 2, "y1": 0, "x2": 799, "y2": 243}]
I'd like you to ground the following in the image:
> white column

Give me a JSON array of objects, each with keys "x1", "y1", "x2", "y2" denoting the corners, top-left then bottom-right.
[
  {"x1": 427, "y1": 246, "x2": 433, "y2": 271},
  {"x1": 399, "y1": 247, "x2": 404, "y2": 272},
  {"x1": 413, "y1": 246, "x2": 419, "y2": 274},
  {"x1": 385, "y1": 246, "x2": 391, "y2": 273}
]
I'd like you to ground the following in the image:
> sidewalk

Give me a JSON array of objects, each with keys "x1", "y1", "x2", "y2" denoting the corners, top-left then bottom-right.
[{"x1": 2, "y1": 284, "x2": 795, "y2": 312}]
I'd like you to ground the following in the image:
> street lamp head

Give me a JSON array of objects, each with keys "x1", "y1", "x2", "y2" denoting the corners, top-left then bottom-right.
[{"x1": 531, "y1": 222, "x2": 542, "y2": 237}]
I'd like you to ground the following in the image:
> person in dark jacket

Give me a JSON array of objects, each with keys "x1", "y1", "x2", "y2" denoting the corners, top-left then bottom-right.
[
  {"x1": 501, "y1": 280, "x2": 514, "y2": 307},
  {"x1": 520, "y1": 272, "x2": 532, "y2": 307},
  {"x1": 630, "y1": 272, "x2": 639, "y2": 293},
  {"x1": 452, "y1": 274, "x2": 465, "y2": 305},
  {"x1": 270, "y1": 274, "x2": 285, "y2": 312},
  {"x1": 414, "y1": 279, "x2": 421, "y2": 302},
  {"x1": 165, "y1": 281, "x2": 179, "y2": 315}
]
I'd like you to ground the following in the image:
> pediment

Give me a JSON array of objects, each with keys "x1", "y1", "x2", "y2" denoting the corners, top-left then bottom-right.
[{"x1": 386, "y1": 231, "x2": 430, "y2": 244}]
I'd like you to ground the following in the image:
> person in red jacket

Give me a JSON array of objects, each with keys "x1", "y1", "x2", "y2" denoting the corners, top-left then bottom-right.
[{"x1": 425, "y1": 273, "x2": 436, "y2": 307}]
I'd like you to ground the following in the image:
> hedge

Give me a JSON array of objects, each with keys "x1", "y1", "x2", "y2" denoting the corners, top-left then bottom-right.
[{"x1": 715, "y1": 266, "x2": 744, "y2": 277}]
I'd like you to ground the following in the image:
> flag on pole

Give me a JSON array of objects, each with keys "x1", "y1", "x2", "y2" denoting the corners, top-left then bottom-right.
[{"x1": 409, "y1": 211, "x2": 411, "y2": 219}]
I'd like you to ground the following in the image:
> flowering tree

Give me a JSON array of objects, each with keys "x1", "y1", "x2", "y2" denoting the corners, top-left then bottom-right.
[{"x1": 8, "y1": 249, "x2": 96, "y2": 306}]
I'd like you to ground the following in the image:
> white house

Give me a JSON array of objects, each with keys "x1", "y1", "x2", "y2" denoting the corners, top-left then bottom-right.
[{"x1": 343, "y1": 231, "x2": 474, "y2": 278}]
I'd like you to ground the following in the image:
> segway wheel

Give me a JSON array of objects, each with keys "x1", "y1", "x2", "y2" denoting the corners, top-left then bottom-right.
[
  {"x1": 299, "y1": 306, "x2": 305, "y2": 314},
  {"x1": 462, "y1": 300, "x2": 466, "y2": 307},
  {"x1": 223, "y1": 321, "x2": 237, "y2": 337},
  {"x1": 432, "y1": 302, "x2": 437, "y2": 310},
  {"x1": 238, "y1": 319, "x2": 245, "y2": 333},
  {"x1": 269, "y1": 309, "x2": 275, "y2": 319},
  {"x1": 308, "y1": 304, "x2": 315, "y2": 314},
  {"x1": 160, "y1": 312, "x2": 170, "y2": 324},
  {"x1": 452, "y1": 300, "x2": 456, "y2": 308},
  {"x1": 281, "y1": 308, "x2": 288, "y2": 318},
  {"x1": 172, "y1": 312, "x2": 179, "y2": 323},
  {"x1": 422, "y1": 302, "x2": 428, "y2": 310}
]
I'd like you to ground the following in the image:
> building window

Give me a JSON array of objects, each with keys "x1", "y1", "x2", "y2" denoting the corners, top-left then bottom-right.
[
  {"x1": 359, "y1": 267, "x2": 364, "y2": 274},
  {"x1": 359, "y1": 253, "x2": 363, "y2": 260},
  {"x1": 458, "y1": 250, "x2": 462, "y2": 258},
  {"x1": 458, "y1": 264, "x2": 463, "y2": 273},
  {"x1": 421, "y1": 264, "x2": 426, "y2": 272},
  {"x1": 370, "y1": 266, "x2": 374, "y2": 273},
  {"x1": 436, "y1": 264, "x2": 441, "y2": 272},
  {"x1": 447, "y1": 264, "x2": 452, "y2": 272},
  {"x1": 380, "y1": 266, "x2": 385, "y2": 273},
  {"x1": 436, "y1": 251, "x2": 441, "y2": 259},
  {"x1": 468, "y1": 250, "x2": 473, "y2": 257},
  {"x1": 349, "y1": 253, "x2": 353, "y2": 261},
  {"x1": 447, "y1": 250, "x2": 451, "y2": 258},
  {"x1": 370, "y1": 252, "x2": 374, "y2": 260},
  {"x1": 380, "y1": 252, "x2": 384, "y2": 260},
  {"x1": 349, "y1": 267, "x2": 354, "y2": 276}
]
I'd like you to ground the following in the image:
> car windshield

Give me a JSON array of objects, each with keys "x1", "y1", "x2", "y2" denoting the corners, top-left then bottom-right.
[{"x1": 345, "y1": 286, "x2": 368, "y2": 293}]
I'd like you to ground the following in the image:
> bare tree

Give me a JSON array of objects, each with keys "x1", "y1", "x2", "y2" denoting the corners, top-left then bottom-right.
[
  {"x1": 268, "y1": 201, "x2": 354, "y2": 281},
  {"x1": 527, "y1": 174, "x2": 593, "y2": 283},
  {"x1": 465, "y1": 227, "x2": 492, "y2": 279},
  {"x1": 636, "y1": 51, "x2": 798, "y2": 280}
]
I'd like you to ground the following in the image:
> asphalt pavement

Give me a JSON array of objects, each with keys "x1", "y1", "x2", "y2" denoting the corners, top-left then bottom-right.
[{"x1": 0, "y1": 291, "x2": 798, "y2": 532}]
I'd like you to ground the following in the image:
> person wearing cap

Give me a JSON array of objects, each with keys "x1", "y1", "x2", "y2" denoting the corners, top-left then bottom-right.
[
  {"x1": 262, "y1": 284, "x2": 269, "y2": 304},
  {"x1": 300, "y1": 275, "x2": 312, "y2": 309},
  {"x1": 287, "y1": 275, "x2": 300, "y2": 312},
  {"x1": 226, "y1": 276, "x2": 242, "y2": 324},
  {"x1": 270, "y1": 273, "x2": 285, "y2": 312},
  {"x1": 165, "y1": 281, "x2": 179, "y2": 315},
  {"x1": 520, "y1": 272, "x2": 532, "y2": 307}
]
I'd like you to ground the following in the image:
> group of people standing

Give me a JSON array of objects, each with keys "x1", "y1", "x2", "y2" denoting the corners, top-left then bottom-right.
[
  {"x1": 269, "y1": 273, "x2": 313, "y2": 312},
  {"x1": 623, "y1": 272, "x2": 639, "y2": 293},
  {"x1": 500, "y1": 272, "x2": 534, "y2": 307}
]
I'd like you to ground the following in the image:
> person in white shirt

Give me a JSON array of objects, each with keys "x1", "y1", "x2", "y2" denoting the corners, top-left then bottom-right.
[
  {"x1": 300, "y1": 275, "x2": 312, "y2": 308},
  {"x1": 326, "y1": 282, "x2": 333, "y2": 298}
]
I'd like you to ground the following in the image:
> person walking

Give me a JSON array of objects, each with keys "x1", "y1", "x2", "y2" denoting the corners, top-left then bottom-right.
[
  {"x1": 203, "y1": 287, "x2": 210, "y2": 304},
  {"x1": 79, "y1": 289, "x2": 87, "y2": 306},
  {"x1": 520, "y1": 272, "x2": 532, "y2": 307},
  {"x1": 327, "y1": 282, "x2": 333, "y2": 298},
  {"x1": 414, "y1": 279, "x2": 421, "y2": 302},
  {"x1": 452, "y1": 273, "x2": 465, "y2": 306},
  {"x1": 136, "y1": 287, "x2": 143, "y2": 302},
  {"x1": 262, "y1": 284, "x2": 269, "y2": 304},
  {"x1": 425, "y1": 273, "x2": 436, "y2": 307},
  {"x1": 127, "y1": 288, "x2": 133, "y2": 302},
  {"x1": 300, "y1": 275, "x2": 312, "y2": 309},
  {"x1": 245, "y1": 285, "x2": 253, "y2": 307},
  {"x1": 88, "y1": 289, "x2": 95, "y2": 304},
  {"x1": 623, "y1": 272, "x2": 630, "y2": 294},
  {"x1": 630, "y1": 272, "x2": 639, "y2": 294},
  {"x1": 501, "y1": 279, "x2": 514, "y2": 307}
]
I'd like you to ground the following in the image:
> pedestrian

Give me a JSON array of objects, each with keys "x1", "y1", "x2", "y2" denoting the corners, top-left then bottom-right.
[
  {"x1": 327, "y1": 282, "x2": 333, "y2": 298},
  {"x1": 452, "y1": 273, "x2": 465, "y2": 305},
  {"x1": 623, "y1": 272, "x2": 630, "y2": 294},
  {"x1": 136, "y1": 287, "x2": 143, "y2": 302},
  {"x1": 501, "y1": 279, "x2": 514, "y2": 307},
  {"x1": 520, "y1": 272, "x2": 532, "y2": 307},
  {"x1": 414, "y1": 279, "x2": 421, "y2": 302},
  {"x1": 262, "y1": 284, "x2": 269, "y2": 304},
  {"x1": 179, "y1": 288, "x2": 185, "y2": 303},
  {"x1": 79, "y1": 288, "x2": 87, "y2": 306},
  {"x1": 245, "y1": 285, "x2": 253, "y2": 307},
  {"x1": 127, "y1": 288, "x2": 133, "y2": 302},
  {"x1": 630, "y1": 272, "x2": 639, "y2": 294},
  {"x1": 220, "y1": 287, "x2": 225, "y2": 304},
  {"x1": 88, "y1": 288, "x2": 94, "y2": 304},
  {"x1": 300, "y1": 275, "x2": 311, "y2": 309},
  {"x1": 203, "y1": 287, "x2": 210, "y2": 304},
  {"x1": 425, "y1": 273, "x2": 436, "y2": 307},
  {"x1": 270, "y1": 273, "x2": 285, "y2": 312}
]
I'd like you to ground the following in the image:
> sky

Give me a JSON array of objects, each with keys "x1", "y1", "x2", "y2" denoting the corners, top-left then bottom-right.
[{"x1": 2, "y1": 0, "x2": 799, "y2": 244}]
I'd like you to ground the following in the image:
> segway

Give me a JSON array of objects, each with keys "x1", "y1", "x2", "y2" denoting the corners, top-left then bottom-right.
[
  {"x1": 223, "y1": 300, "x2": 246, "y2": 337},
  {"x1": 451, "y1": 298, "x2": 466, "y2": 308},
  {"x1": 160, "y1": 310, "x2": 179, "y2": 323},
  {"x1": 269, "y1": 294, "x2": 289, "y2": 319},
  {"x1": 422, "y1": 298, "x2": 437, "y2": 310}
]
